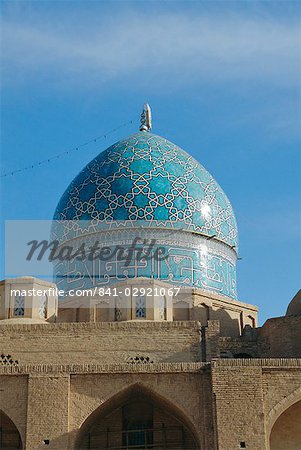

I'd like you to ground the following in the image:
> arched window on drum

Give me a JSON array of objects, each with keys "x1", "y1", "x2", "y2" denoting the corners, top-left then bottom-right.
[
  {"x1": 38, "y1": 294, "x2": 47, "y2": 319},
  {"x1": 14, "y1": 293, "x2": 25, "y2": 317},
  {"x1": 135, "y1": 295, "x2": 146, "y2": 319},
  {"x1": 158, "y1": 296, "x2": 167, "y2": 320}
]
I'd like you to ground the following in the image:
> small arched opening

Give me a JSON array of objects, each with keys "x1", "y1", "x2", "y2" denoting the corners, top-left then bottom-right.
[
  {"x1": 269, "y1": 400, "x2": 301, "y2": 450},
  {"x1": 0, "y1": 410, "x2": 22, "y2": 449},
  {"x1": 76, "y1": 384, "x2": 200, "y2": 449}
]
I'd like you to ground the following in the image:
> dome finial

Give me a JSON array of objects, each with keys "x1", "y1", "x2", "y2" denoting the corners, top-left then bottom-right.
[{"x1": 139, "y1": 103, "x2": 152, "y2": 132}]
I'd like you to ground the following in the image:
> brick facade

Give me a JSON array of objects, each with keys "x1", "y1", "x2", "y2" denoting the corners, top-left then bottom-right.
[{"x1": 0, "y1": 317, "x2": 300, "y2": 450}]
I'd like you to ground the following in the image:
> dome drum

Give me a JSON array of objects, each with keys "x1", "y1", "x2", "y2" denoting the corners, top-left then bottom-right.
[{"x1": 53, "y1": 227, "x2": 237, "y2": 299}]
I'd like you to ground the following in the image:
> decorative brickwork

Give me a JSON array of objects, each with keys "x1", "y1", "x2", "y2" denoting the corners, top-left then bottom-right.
[{"x1": 0, "y1": 353, "x2": 18, "y2": 366}]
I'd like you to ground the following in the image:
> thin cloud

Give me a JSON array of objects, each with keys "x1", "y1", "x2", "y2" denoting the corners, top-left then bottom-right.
[{"x1": 1, "y1": 11, "x2": 301, "y2": 89}]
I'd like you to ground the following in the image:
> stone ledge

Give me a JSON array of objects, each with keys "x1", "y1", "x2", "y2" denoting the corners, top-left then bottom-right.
[
  {"x1": 212, "y1": 358, "x2": 301, "y2": 368},
  {"x1": 1, "y1": 359, "x2": 300, "y2": 376},
  {"x1": 0, "y1": 361, "x2": 208, "y2": 375}
]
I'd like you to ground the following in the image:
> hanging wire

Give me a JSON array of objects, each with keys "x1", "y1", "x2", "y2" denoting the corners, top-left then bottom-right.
[{"x1": 1, "y1": 119, "x2": 133, "y2": 178}]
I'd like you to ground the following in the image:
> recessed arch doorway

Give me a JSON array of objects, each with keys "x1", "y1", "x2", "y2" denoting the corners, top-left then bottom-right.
[
  {"x1": 76, "y1": 384, "x2": 200, "y2": 449},
  {"x1": 269, "y1": 400, "x2": 301, "y2": 450},
  {"x1": 0, "y1": 410, "x2": 22, "y2": 449}
]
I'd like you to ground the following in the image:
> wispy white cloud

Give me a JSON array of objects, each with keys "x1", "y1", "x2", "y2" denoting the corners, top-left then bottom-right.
[{"x1": 1, "y1": 10, "x2": 301, "y2": 89}]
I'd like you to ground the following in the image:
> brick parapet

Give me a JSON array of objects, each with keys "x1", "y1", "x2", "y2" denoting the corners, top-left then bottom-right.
[{"x1": 0, "y1": 320, "x2": 202, "y2": 365}]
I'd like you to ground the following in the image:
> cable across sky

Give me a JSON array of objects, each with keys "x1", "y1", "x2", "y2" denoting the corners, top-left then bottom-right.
[{"x1": 1, "y1": 119, "x2": 133, "y2": 178}]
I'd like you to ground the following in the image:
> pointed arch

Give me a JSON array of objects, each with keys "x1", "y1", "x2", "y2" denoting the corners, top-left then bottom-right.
[
  {"x1": 269, "y1": 400, "x2": 301, "y2": 450},
  {"x1": 0, "y1": 409, "x2": 23, "y2": 449},
  {"x1": 266, "y1": 386, "x2": 301, "y2": 436},
  {"x1": 266, "y1": 387, "x2": 301, "y2": 450},
  {"x1": 75, "y1": 383, "x2": 201, "y2": 449}
]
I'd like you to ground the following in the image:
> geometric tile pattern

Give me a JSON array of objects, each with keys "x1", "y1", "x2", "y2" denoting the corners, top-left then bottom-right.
[{"x1": 54, "y1": 132, "x2": 238, "y2": 248}]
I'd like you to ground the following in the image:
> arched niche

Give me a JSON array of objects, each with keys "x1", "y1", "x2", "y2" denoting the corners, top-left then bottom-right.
[
  {"x1": 75, "y1": 384, "x2": 200, "y2": 449},
  {"x1": 173, "y1": 300, "x2": 191, "y2": 321},
  {"x1": 0, "y1": 410, "x2": 23, "y2": 449},
  {"x1": 269, "y1": 400, "x2": 301, "y2": 450}
]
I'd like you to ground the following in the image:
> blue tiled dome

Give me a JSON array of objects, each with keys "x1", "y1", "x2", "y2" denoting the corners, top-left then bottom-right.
[{"x1": 54, "y1": 131, "x2": 238, "y2": 248}]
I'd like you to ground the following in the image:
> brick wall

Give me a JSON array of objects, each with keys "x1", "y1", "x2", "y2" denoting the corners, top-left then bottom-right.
[
  {"x1": 0, "y1": 321, "x2": 202, "y2": 365},
  {"x1": 25, "y1": 375, "x2": 70, "y2": 449},
  {"x1": 69, "y1": 372, "x2": 211, "y2": 449},
  {"x1": 258, "y1": 316, "x2": 301, "y2": 358},
  {"x1": 212, "y1": 362, "x2": 266, "y2": 449},
  {"x1": 0, "y1": 375, "x2": 28, "y2": 445},
  {"x1": 212, "y1": 359, "x2": 301, "y2": 450},
  {"x1": 0, "y1": 363, "x2": 213, "y2": 449},
  {"x1": 0, "y1": 360, "x2": 300, "y2": 449}
]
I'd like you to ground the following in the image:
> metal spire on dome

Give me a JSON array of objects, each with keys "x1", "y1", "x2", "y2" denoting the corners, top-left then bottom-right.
[{"x1": 139, "y1": 103, "x2": 152, "y2": 132}]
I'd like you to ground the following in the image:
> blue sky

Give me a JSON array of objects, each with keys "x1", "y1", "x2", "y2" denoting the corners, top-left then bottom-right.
[{"x1": 1, "y1": 0, "x2": 300, "y2": 324}]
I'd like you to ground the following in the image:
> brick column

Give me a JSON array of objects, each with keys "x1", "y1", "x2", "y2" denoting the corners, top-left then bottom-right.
[
  {"x1": 204, "y1": 320, "x2": 220, "y2": 361},
  {"x1": 212, "y1": 361, "x2": 266, "y2": 449},
  {"x1": 26, "y1": 374, "x2": 70, "y2": 449}
]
